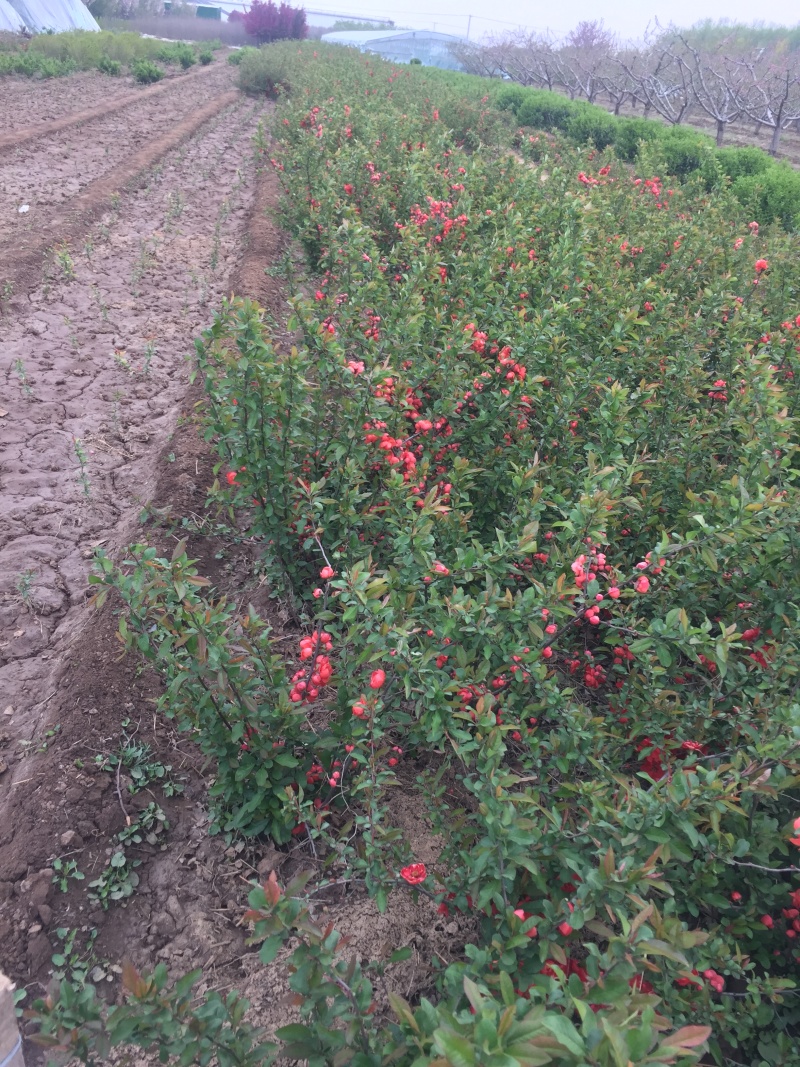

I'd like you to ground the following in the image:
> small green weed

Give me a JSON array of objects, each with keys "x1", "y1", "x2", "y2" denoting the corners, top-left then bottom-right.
[
  {"x1": 51, "y1": 858, "x2": 86, "y2": 893},
  {"x1": 72, "y1": 437, "x2": 91, "y2": 498},
  {"x1": 87, "y1": 850, "x2": 140, "y2": 909},
  {"x1": 94, "y1": 727, "x2": 183, "y2": 797},
  {"x1": 51, "y1": 927, "x2": 98, "y2": 984}
]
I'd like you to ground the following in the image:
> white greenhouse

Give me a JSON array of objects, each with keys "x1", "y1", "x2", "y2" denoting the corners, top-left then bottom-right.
[
  {"x1": 0, "y1": 0, "x2": 25, "y2": 30},
  {"x1": 320, "y1": 29, "x2": 465, "y2": 71},
  {"x1": 2, "y1": 0, "x2": 99, "y2": 33}
]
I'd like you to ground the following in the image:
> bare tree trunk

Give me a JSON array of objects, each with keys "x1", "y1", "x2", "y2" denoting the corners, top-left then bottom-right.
[
  {"x1": 770, "y1": 123, "x2": 782, "y2": 155},
  {"x1": 716, "y1": 118, "x2": 725, "y2": 146}
]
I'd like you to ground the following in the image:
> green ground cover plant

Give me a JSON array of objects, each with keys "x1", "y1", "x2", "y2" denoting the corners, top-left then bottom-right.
[
  {"x1": 30, "y1": 42, "x2": 800, "y2": 1067},
  {"x1": 0, "y1": 30, "x2": 217, "y2": 80}
]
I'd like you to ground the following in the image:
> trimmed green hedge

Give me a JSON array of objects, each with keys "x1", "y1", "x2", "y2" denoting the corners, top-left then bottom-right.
[{"x1": 494, "y1": 84, "x2": 800, "y2": 230}]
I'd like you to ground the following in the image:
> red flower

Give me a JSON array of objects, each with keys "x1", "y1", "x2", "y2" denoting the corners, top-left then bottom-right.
[
  {"x1": 226, "y1": 471, "x2": 238, "y2": 485},
  {"x1": 634, "y1": 575, "x2": 650, "y2": 594},
  {"x1": 369, "y1": 669, "x2": 386, "y2": 690},
  {"x1": 754, "y1": 258, "x2": 769, "y2": 273},
  {"x1": 320, "y1": 565, "x2": 334, "y2": 579},
  {"x1": 400, "y1": 863, "x2": 427, "y2": 885},
  {"x1": 629, "y1": 974, "x2": 655, "y2": 994},
  {"x1": 789, "y1": 816, "x2": 800, "y2": 847}
]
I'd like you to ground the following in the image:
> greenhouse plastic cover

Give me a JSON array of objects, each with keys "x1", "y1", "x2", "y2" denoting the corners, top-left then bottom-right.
[
  {"x1": 0, "y1": 0, "x2": 25, "y2": 31},
  {"x1": 7, "y1": 0, "x2": 99, "y2": 32}
]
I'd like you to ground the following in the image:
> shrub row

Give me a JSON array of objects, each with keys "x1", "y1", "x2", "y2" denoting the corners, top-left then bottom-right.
[
  {"x1": 0, "y1": 29, "x2": 219, "y2": 80},
  {"x1": 492, "y1": 84, "x2": 800, "y2": 230},
  {"x1": 73, "y1": 40, "x2": 800, "y2": 1067}
]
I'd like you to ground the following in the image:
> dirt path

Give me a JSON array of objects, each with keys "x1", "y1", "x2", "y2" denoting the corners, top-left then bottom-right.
[
  {"x1": 0, "y1": 88, "x2": 270, "y2": 807},
  {"x1": 0, "y1": 62, "x2": 226, "y2": 151},
  {"x1": 0, "y1": 64, "x2": 238, "y2": 254}
]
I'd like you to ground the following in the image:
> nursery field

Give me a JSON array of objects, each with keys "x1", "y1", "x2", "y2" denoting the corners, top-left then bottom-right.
[{"x1": 3, "y1": 39, "x2": 800, "y2": 1067}]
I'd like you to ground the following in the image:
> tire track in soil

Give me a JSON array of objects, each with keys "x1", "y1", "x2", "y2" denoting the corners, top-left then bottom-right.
[
  {"x1": 0, "y1": 73, "x2": 241, "y2": 290},
  {"x1": 0, "y1": 61, "x2": 229, "y2": 154},
  {"x1": 0, "y1": 91, "x2": 270, "y2": 846},
  {"x1": 0, "y1": 108, "x2": 277, "y2": 1045}
]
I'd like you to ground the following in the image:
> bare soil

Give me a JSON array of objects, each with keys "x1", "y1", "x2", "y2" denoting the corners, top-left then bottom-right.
[
  {"x1": 0, "y1": 69, "x2": 457, "y2": 1064},
  {"x1": 0, "y1": 61, "x2": 224, "y2": 146},
  {"x1": 0, "y1": 63, "x2": 240, "y2": 263}
]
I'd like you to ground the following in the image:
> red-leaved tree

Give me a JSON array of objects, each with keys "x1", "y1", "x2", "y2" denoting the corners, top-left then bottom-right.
[{"x1": 242, "y1": 1, "x2": 307, "y2": 44}]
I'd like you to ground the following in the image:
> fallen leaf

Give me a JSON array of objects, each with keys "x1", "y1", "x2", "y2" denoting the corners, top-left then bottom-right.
[{"x1": 0, "y1": 409, "x2": 7, "y2": 417}]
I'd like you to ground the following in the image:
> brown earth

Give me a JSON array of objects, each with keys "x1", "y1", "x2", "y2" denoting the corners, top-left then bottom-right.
[
  {"x1": 0, "y1": 68, "x2": 458, "y2": 1065},
  {"x1": 0, "y1": 61, "x2": 225, "y2": 149},
  {"x1": 0, "y1": 64, "x2": 242, "y2": 292}
]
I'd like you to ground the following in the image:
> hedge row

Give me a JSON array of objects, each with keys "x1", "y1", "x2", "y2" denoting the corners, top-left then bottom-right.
[{"x1": 491, "y1": 85, "x2": 800, "y2": 230}]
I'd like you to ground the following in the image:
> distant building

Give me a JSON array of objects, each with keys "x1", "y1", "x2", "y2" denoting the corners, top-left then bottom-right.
[{"x1": 321, "y1": 29, "x2": 465, "y2": 71}]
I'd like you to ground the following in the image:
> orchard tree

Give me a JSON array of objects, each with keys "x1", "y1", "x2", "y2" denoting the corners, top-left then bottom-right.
[
  {"x1": 560, "y1": 19, "x2": 616, "y2": 104},
  {"x1": 737, "y1": 48, "x2": 800, "y2": 154}
]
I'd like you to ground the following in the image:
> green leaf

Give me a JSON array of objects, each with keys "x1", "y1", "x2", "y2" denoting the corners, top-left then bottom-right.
[
  {"x1": 432, "y1": 1028, "x2": 476, "y2": 1067},
  {"x1": 639, "y1": 939, "x2": 689, "y2": 966},
  {"x1": 540, "y1": 1015, "x2": 584, "y2": 1055},
  {"x1": 259, "y1": 935, "x2": 284, "y2": 964}
]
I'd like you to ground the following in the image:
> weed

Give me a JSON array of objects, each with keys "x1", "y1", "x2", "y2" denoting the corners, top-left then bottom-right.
[
  {"x1": 94, "y1": 729, "x2": 183, "y2": 797},
  {"x1": 15, "y1": 568, "x2": 36, "y2": 608},
  {"x1": 87, "y1": 850, "x2": 140, "y2": 909},
  {"x1": 116, "y1": 803, "x2": 168, "y2": 847},
  {"x1": 72, "y1": 437, "x2": 91, "y2": 498},
  {"x1": 265, "y1": 255, "x2": 289, "y2": 279},
  {"x1": 111, "y1": 389, "x2": 125, "y2": 437},
  {"x1": 112, "y1": 346, "x2": 132, "y2": 372},
  {"x1": 131, "y1": 239, "x2": 157, "y2": 295},
  {"x1": 1, "y1": 278, "x2": 13, "y2": 309},
  {"x1": 141, "y1": 341, "x2": 157, "y2": 375},
  {"x1": 64, "y1": 316, "x2": 79, "y2": 351},
  {"x1": 21, "y1": 723, "x2": 62, "y2": 754},
  {"x1": 166, "y1": 190, "x2": 185, "y2": 220},
  {"x1": 91, "y1": 284, "x2": 109, "y2": 321},
  {"x1": 51, "y1": 858, "x2": 86, "y2": 894},
  {"x1": 53, "y1": 242, "x2": 75, "y2": 280},
  {"x1": 50, "y1": 927, "x2": 98, "y2": 985},
  {"x1": 14, "y1": 358, "x2": 33, "y2": 399}
]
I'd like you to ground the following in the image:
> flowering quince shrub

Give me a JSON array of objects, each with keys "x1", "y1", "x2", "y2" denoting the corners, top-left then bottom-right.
[{"x1": 86, "y1": 43, "x2": 800, "y2": 1067}]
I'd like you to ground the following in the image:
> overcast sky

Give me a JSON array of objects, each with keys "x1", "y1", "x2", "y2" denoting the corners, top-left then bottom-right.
[{"x1": 306, "y1": 0, "x2": 799, "y2": 43}]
